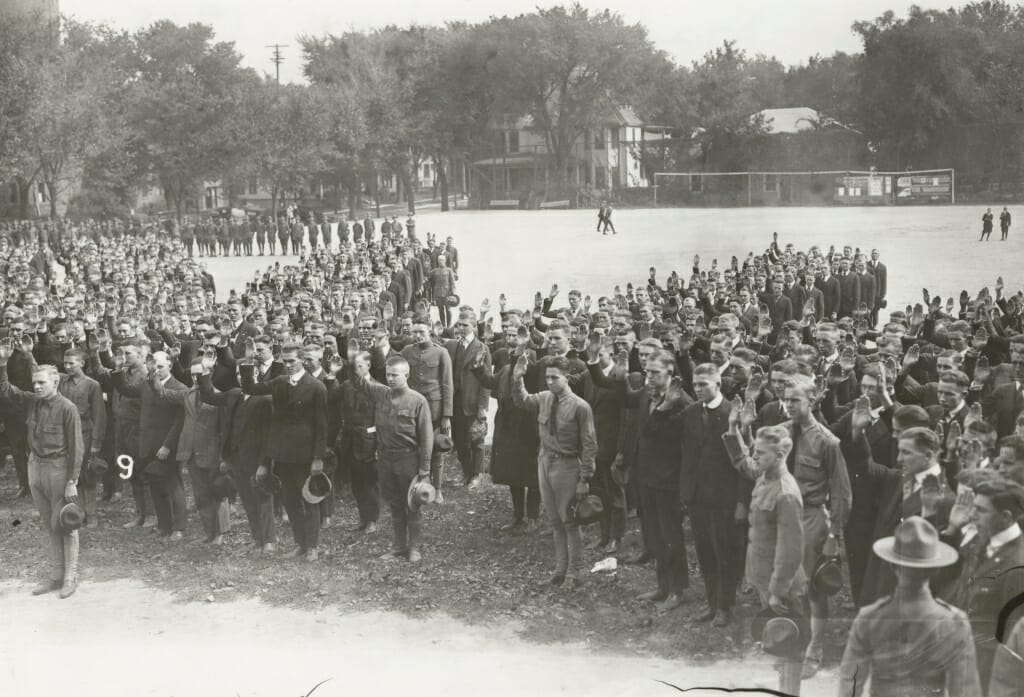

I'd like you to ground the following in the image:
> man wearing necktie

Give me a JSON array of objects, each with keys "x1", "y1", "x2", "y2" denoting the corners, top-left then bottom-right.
[
  {"x1": 939, "y1": 476, "x2": 1024, "y2": 690},
  {"x1": 981, "y1": 336, "x2": 1024, "y2": 438},
  {"x1": 513, "y1": 354, "x2": 597, "y2": 589},
  {"x1": 446, "y1": 311, "x2": 491, "y2": 490},
  {"x1": 778, "y1": 374, "x2": 852, "y2": 678}
]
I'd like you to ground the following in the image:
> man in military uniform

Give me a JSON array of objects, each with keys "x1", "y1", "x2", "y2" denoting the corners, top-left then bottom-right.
[
  {"x1": 839, "y1": 516, "x2": 981, "y2": 697},
  {"x1": 401, "y1": 315, "x2": 454, "y2": 500}
]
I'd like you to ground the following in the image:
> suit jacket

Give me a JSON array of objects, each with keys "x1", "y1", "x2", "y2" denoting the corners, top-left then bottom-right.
[
  {"x1": 942, "y1": 534, "x2": 1024, "y2": 683},
  {"x1": 582, "y1": 364, "x2": 623, "y2": 463},
  {"x1": 816, "y1": 275, "x2": 841, "y2": 318},
  {"x1": 766, "y1": 294, "x2": 793, "y2": 328},
  {"x1": 858, "y1": 272, "x2": 876, "y2": 310},
  {"x1": 446, "y1": 337, "x2": 491, "y2": 417},
  {"x1": 868, "y1": 261, "x2": 887, "y2": 303},
  {"x1": 983, "y1": 382, "x2": 1023, "y2": 439},
  {"x1": 115, "y1": 373, "x2": 187, "y2": 460},
  {"x1": 197, "y1": 374, "x2": 271, "y2": 467},
  {"x1": 239, "y1": 366, "x2": 327, "y2": 464},
  {"x1": 679, "y1": 398, "x2": 736, "y2": 505},
  {"x1": 838, "y1": 272, "x2": 861, "y2": 317},
  {"x1": 230, "y1": 321, "x2": 260, "y2": 363},
  {"x1": 805, "y1": 285, "x2": 825, "y2": 321},
  {"x1": 169, "y1": 387, "x2": 222, "y2": 469}
]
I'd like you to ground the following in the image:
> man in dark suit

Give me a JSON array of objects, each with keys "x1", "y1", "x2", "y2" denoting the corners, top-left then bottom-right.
[
  {"x1": 867, "y1": 249, "x2": 887, "y2": 327},
  {"x1": 837, "y1": 258, "x2": 861, "y2": 319},
  {"x1": 446, "y1": 311, "x2": 491, "y2": 489},
  {"x1": 239, "y1": 342, "x2": 328, "y2": 561},
  {"x1": 227, "y1": 301, "x2": 260, "y2": 365},
  {"x1": 765, "y1": 278, "x2": 793, "y2": 342},
  {"x1": 681, "y1": 363, "x2": 738, "y2": 625},
  {"x1": 197, "y1": 362, "x2": 275, "y2": 552},
  {"x1": 856, "y1": 259, "x2": 876, "y2": 319},
  {"x1": 112, "y1": 351, "x2": 188, "y2": 538},
  {"x1": 815, "y1": 263, "x2": 841, "y2": 321},
  {"x1": 861, "y1": 414, "x2": 957, "y2": 606},
  {"x1": 940, "y1": 477, "x2": 1024, "y2": 689},
  {"x1": 983, "y1": 336, "x2": 1024, "y2": 438},
  {"x1": 829, "y1": 367, "x2": 898, "y2": 606}
]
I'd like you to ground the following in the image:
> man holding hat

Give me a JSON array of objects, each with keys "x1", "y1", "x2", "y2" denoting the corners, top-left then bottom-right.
[
  {"x1": 401, "y1": 315, "x2": 454, "y2": 499},
  {"x1": 838, "y1": 516, "x2": 981, "y2": 697},
  {"x1": 0, "y1": 354, "x2": 84, "y2": 598},
  {"x1": 360, "y1": 355, "x2": 433, "y2": 563}
]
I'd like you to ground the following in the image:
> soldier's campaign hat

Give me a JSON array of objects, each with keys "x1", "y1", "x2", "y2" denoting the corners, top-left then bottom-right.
[
  {"x1": 751, "y1": 606, "x2": 810, "y2": 658},
  {"x1": 568, "y1": 494, "x2": 604, "y2": 525},
  {"x1": 433, "y1": 430, "x2": 454, "y2": 453},
  {"x1": 252, "y1": 472, "x2": 282, "y2": 498},
  {"x1": 301, "y1": 471, "x2": 332, "y2": 505},
  {"x1": 407, "y1": 478, "x2": 436, "y2": 511},
  {"x1": 445, "y1": 294, "x2": 461, "y2": 307},
  {"x1": 872, "y1": 516, "x2": 958, "y2": 568},
  {"x1": 59, "y1": 501, "x2": 85, "y2": 532}
]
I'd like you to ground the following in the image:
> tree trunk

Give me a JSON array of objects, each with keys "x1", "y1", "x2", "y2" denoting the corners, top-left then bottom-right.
[
  {"x1": 399, "y1": 166, "x2": 416, "y2": 214},
  {"x1": 435, "y1": 155, "x2": 449, "y2": 212},
  {"x1": 271, "y1": 185, "x2": 280, "y2": 235},
  {"x1": 46, "y1": 180, "x2": 58, "y2": 219}
]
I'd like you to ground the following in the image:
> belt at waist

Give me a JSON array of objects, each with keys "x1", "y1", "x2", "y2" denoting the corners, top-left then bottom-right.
[
  {"x1": 379, "y1": 447, "x2": 418, "y2": 454},
  {"x1": 29, "y1": 453, "x2": 70, "y2": 465},
  {"x1": 542, "y1": 450, "x2": 580, "y2": 460}
]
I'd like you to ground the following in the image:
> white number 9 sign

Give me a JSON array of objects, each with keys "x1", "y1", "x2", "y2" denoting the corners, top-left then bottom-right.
[{"x1": 116, "y1": 454, "x2": 134, "y2": 480}]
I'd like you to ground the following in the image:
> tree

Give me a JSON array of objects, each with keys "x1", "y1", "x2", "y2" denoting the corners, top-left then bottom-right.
[
  {"x1": 128, "y1": 21, "x2": 257, "y2": 220},
  {"x1": 234, "y1": 82, "x2": 334, "y2": 230},
  {"x1": 482, "y1": 4, "x2": 663, "y2": 192}
]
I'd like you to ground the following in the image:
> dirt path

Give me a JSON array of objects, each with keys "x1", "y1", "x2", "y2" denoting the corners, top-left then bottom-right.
[{"x1": 3, "y1": 579, "x2": 837, "y2": 697}]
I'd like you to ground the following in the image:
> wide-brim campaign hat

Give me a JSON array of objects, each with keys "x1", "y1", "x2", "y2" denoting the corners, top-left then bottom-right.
[
  {"x1": 251, "y1": 472, "x2": 282, "y2": 498},
  {"x1": 433, "y1": 431, "x2": 454, "y2": 453},
  {"x1": 407, "y1": 478, "x2": 436, "y2": 511},
  {"x1": 90, "y1": 456, "x2": 110, "y2": 474},
  {"x1": 873, "y1": 516, "x2": 959, "y2": 568},
  {"x1": 59, "y1": 501, "x2": 85, "y2": 532},
  {"x1": 751, "y1": 606, "x2": 810, "y2": 658},
  {"x1": 569, "y1": 494, "x2": 604, "y2": 525},
  {"x1": 811, "y1": 555, "x2": 844, "y2": 596},
  {"x1": 211, "y1": 471, "x2": 236, "y2": 501},
  {"x1": 445, "y1": 294, "x2": 461, "y2": 307},
  {"x1": 301, "y1": 471, "x2": 332, "y2": 505}
]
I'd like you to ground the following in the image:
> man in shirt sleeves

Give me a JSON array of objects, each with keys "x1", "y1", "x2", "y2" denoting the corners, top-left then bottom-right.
[
  {"x1": 512, "y1": 353, "x2": 597, "y2": 589},
  {"x1": 0, "y1": 346, "x2": 84, "y2": 598}
]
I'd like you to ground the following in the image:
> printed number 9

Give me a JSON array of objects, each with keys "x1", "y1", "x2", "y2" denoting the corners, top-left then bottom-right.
[{"x1": 116, "y1": 454, "x2": 134, "y2": 480}]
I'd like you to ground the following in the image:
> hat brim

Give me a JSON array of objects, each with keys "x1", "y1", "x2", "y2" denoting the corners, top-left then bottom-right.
[
  {"x1": 872, "y1": 537, "x2": 959, "y2": 568},
  {"x1": 301, "y1": 476, "x2": 327, "y2": 505}
]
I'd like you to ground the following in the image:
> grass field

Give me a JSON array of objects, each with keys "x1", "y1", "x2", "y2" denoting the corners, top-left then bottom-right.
[
  {"x1": 2, "y1": 204, "x2": 1017, "y2": 697},
  {"x1": 207, "y1": 205, "x2": 1020, "y2": 317}
]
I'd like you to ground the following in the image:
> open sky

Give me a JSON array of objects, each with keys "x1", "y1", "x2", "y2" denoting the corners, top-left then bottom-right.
[{"x1": 63, "y1": 0, "x2": 956, "y2": 84}]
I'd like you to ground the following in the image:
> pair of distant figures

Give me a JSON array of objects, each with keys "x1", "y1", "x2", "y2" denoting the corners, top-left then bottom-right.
[
  {"x1": 980, "y1": 207, "x2": 1011, "y2": 240},
  {"x1": 597, "y1": 202, "x2": 617, "y2": 235}
]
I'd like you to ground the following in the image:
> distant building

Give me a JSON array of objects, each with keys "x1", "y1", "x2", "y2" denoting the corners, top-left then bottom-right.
[
  {"x1": 470, "y1": 105, "x2": 670, "y2": 205},
  {"x1": 752, "y1": 107, "x2": 866, "y2": 172}
]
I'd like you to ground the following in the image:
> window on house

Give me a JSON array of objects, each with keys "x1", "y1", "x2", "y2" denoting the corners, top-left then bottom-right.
[
  {"x1": 593, "y1": 129, "x2": 605, "y2": 150},
  {"x1": 610, "y1": 129, "x2": 620, "y2": 148},
  {"x1": 764, "y1": 174, "x2": 778, "y2": 193},
  {"x1": 691, "y1": 175, "x2": 703, "y2": 193},
  {"x1": 248, "y1": 177, "x2": 258, "y2": 195}
]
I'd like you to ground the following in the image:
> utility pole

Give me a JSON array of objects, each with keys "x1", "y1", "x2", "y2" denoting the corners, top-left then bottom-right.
[{"x1": 266, "y1": 44, "x2": 287, "y2": 84}]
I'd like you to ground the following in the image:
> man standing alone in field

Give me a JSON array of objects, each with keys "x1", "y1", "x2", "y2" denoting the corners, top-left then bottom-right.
[
  {"x1": 981, "y1": 208, "x2": 994, "y2": 241},
  {"x1": 1000, "y1": 207, "x2": 1011, "y2": 240}
]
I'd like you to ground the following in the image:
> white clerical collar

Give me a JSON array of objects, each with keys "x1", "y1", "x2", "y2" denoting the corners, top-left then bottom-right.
[
  {"x1": 989, "y1": 523, "x2": 1022, "y2": 553},
  {"x1": 914, "y1": 463, "x2": 942, "y2": 487},
  {"x1": 705, "y1": 393, "x2": 724, "y2": 409}
]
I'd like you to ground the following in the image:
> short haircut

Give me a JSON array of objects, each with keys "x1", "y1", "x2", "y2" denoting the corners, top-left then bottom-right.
[
  {"x1": 755, "y1": 424, "x2": 793, "y2": 458},
  {"x1": 545, "y1": 356, "x2": 571, "y2": 376},
  {"x1": 893, "y1": 405, "x2": 932, "y2": 429},
  {"x1": 973, "y1": 477, "x2": 1024, "y2": 519},
  {"x1": 32, "y1": 364, "x2": 60, "y2": 381},
  {"x1": 647, "y1": 350, "x2": 678, "y2": 375},
  {"x1": 254, "y1": 334, "x2": 272, "y2": 346},
  {"x1": 63, "y1": 347, "x2": 87, "y2": 362},
  {"x1": 938, "y1": 370, "x2": 970, "y2": 390},
  {"x1": 899, "y1": 426, "x2": 941, "y2": 455},
  {"x1": 637, "y1": 337, "x2": 663, "y2": 350},
  {"x1": 280, "y1": 341, "x2": 303, "y2": 356},
  {"x1": 692, "y1": 362, "x2": 721, "y2": 383},
  {"x1": 385, "y1": 355, "x2": 409, "y2": 373},
  {"x1": 783, "y1": 374, "x2": 818, "y2": 401}
]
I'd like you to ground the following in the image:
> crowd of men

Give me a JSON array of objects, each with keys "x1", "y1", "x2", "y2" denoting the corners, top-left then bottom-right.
[{"x1": 2, "y1": 215, "x2": 1023, "y2": 696}]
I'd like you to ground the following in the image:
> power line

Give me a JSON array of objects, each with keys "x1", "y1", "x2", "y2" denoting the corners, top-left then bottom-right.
[{"x1": 266, "y1": 44, "x2": 288, "y2": 84}]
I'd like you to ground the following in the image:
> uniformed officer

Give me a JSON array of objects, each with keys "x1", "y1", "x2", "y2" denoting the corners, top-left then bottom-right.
[
  {"x1": 838, "y1": 516, "x2": 981, "y2": 697},
  {"x1": 360, "y1": 355, "x2": 433, "y2": 563},
  {"x1": 401, "y1": 315, "x2": 454, "y2": 499},
  {"x1": 0, "y1": 354, "x2": 84, "y2": 599}
]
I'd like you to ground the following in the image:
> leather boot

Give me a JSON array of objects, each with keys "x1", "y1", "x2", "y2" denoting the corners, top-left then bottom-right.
[{"x1": 60, "y1": 533, "x2": 79, "y2": 599}]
